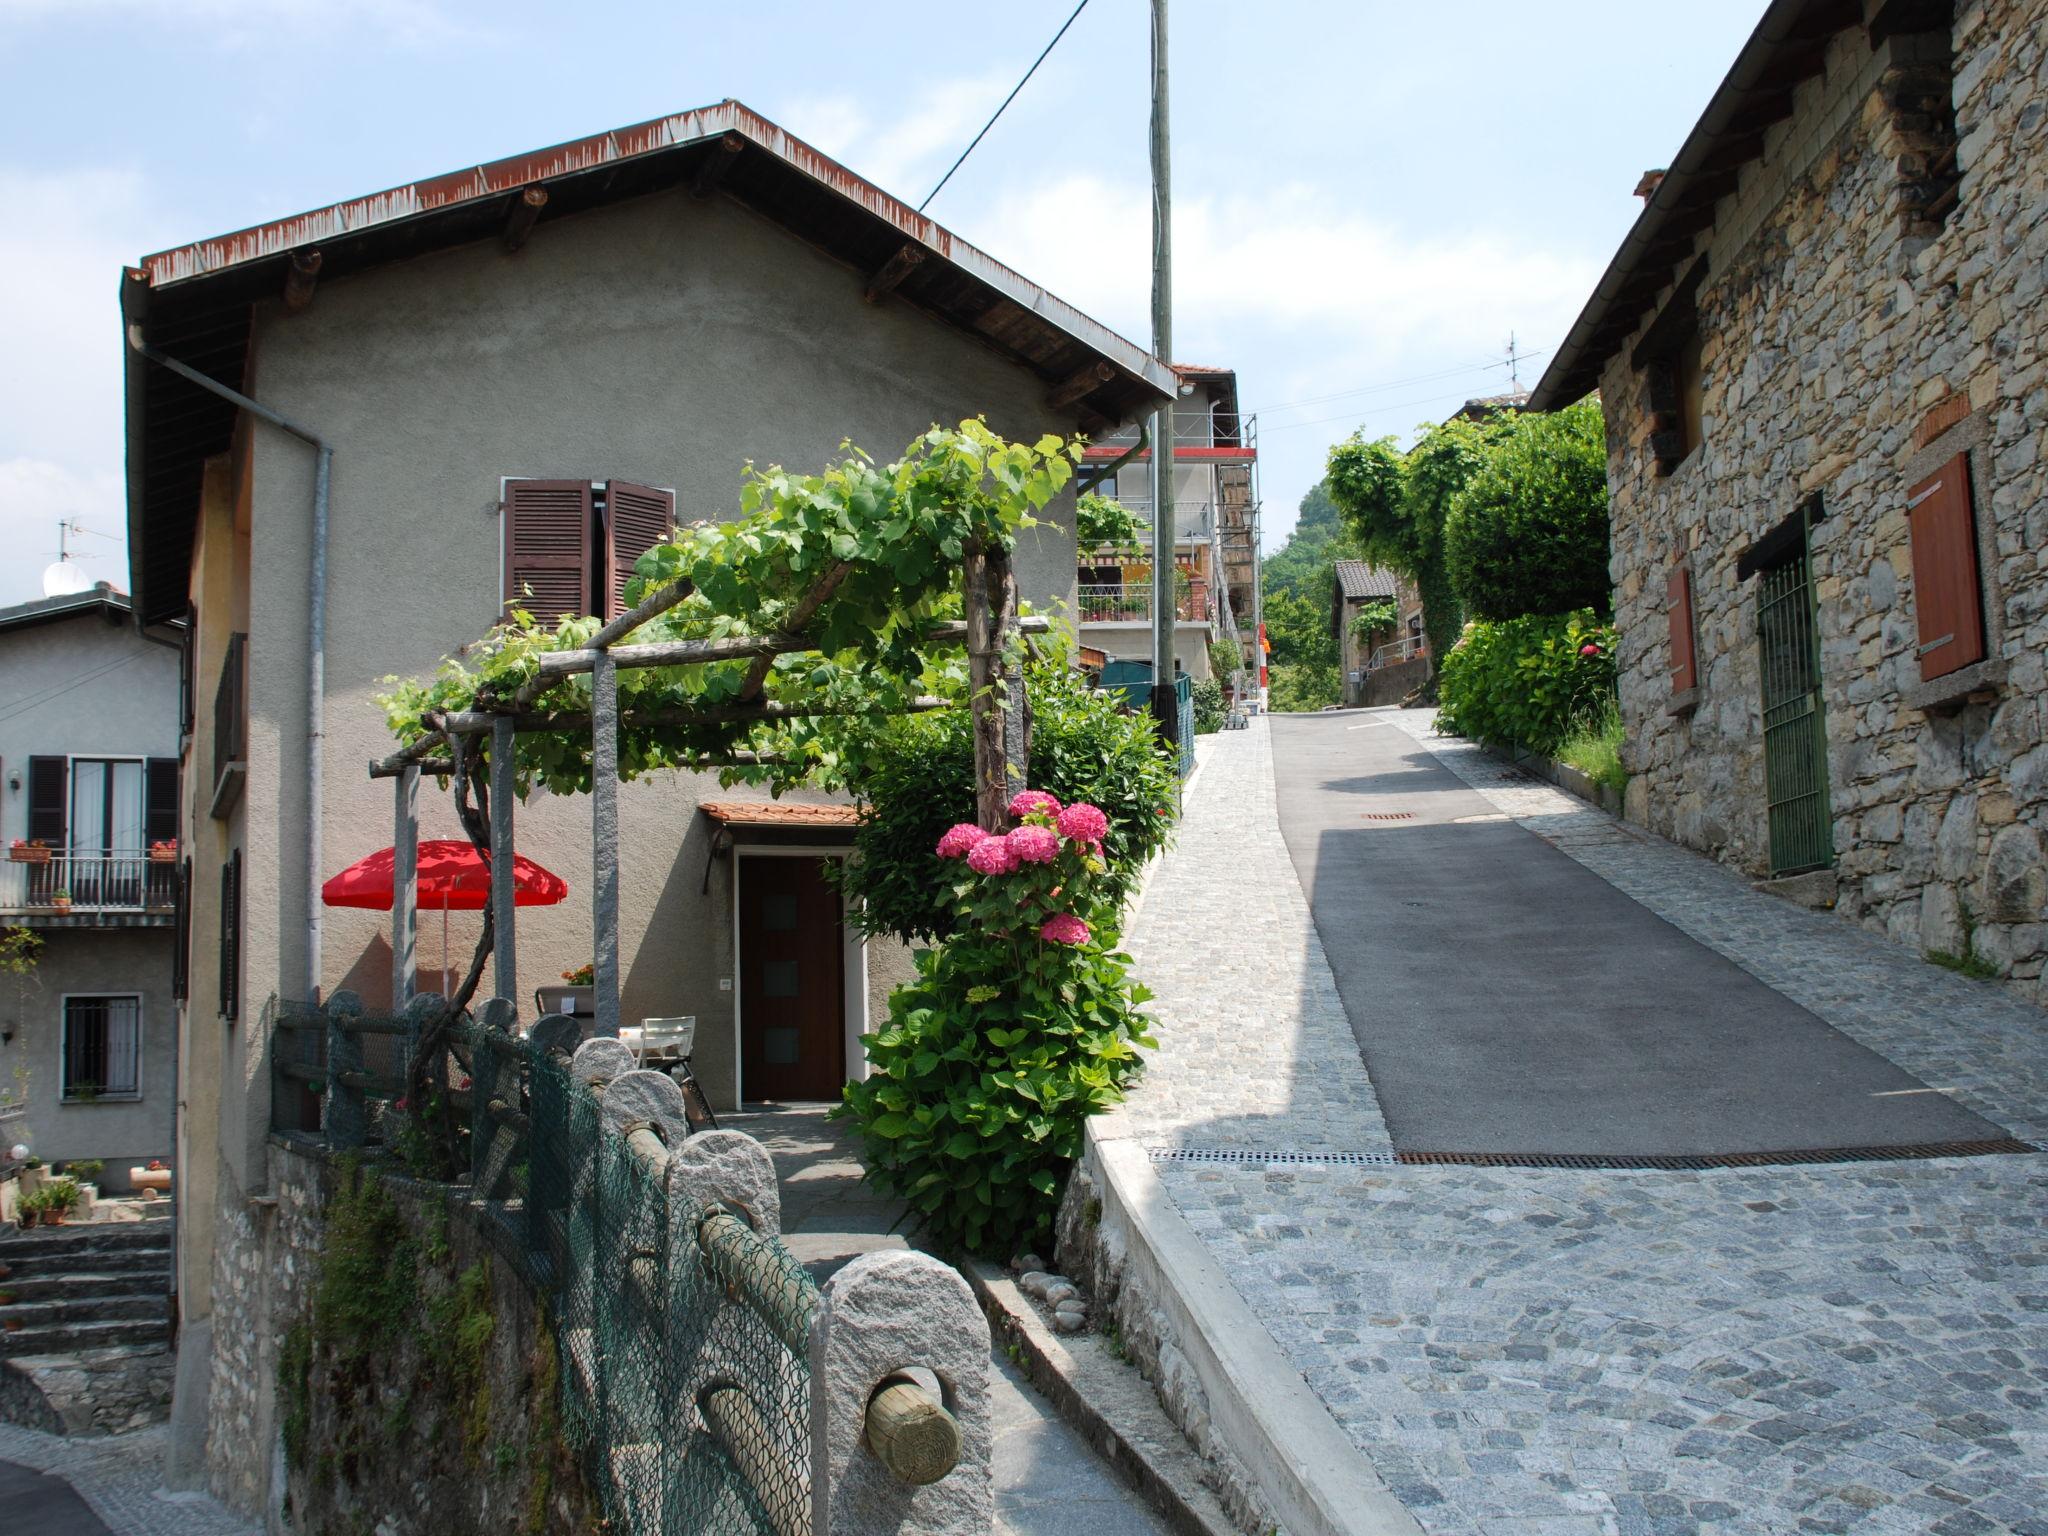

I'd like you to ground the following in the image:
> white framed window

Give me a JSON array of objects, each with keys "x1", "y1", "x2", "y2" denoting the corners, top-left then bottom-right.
[{"x1": 61, "y1": 994, "x2": 142, "y2": 1102}]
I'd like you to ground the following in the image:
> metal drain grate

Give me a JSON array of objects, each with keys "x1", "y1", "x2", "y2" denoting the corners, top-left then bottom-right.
[
  {"x1": 1394, "y1": 1138, "x2": 2040, "y2": 1171},
  {"x1": 1359, "y1": 812, "x2": 1415, "y2": 822},
  {"x1": 1151, "y1": 1141, "x2": 2040, "y2": 1172},
  {"x1": 1152, "y1": 1148, "x2": 1400, "y2": 1167}
]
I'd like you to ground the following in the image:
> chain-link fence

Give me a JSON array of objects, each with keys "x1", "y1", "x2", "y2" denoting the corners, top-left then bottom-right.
[{"x1": 272, "y1": 994, "x2": 821, "y2": 1535}]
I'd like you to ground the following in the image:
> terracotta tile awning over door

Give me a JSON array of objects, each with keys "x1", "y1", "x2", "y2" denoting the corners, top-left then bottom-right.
[{"x1": 699, "y1": 801, "x2": 865, "y2": 834}]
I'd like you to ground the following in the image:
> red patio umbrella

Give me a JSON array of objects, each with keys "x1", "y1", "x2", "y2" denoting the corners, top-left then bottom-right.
[{"x1": 322, "y1": 840, "x2": 569, "y2": 995}]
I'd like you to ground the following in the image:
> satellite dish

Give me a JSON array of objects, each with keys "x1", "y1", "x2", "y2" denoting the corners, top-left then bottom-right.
[{"x1": 42, "y1": 561, "x2": 91, "y2": 597}]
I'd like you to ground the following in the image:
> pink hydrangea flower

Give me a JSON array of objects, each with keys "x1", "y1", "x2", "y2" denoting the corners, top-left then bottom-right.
[
  {"x1": 967, "y1": 836, "x2": 1018, "y2": 876},
  {"x1": 1579, "y1": 643, "x2": 1602, "y2": 657},
  {"x1": 1008, "y1": 789, "x2": 1061, "y2": 820},
  {"x1": 935, "y1": 823, "x2": 989, "y2": 859},
  {"x1": 1038, "y1": 913, "x2": 1092, "y2": 946},
  {"x1": 1055, "y1": 802, "x2": 1109, "y2": 845},
  {"x1": 1006, "y1": 824, "x2": 1061, "y2": 864}
]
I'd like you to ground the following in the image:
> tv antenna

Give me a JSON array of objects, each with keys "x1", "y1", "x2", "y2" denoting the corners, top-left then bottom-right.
[{"x1": 1505, "y1": 332, "x2": 1526, "y2": 393}]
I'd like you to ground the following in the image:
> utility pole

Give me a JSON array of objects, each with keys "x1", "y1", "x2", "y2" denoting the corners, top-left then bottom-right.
[{"x1": 1148, "y1": 0, "x2": 1177, "y2": 742}]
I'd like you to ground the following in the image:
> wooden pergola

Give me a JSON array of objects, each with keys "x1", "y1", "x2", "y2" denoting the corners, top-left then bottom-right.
[{"x1": 365, "y1": 551, "x2": 1039, "y2": 1038}]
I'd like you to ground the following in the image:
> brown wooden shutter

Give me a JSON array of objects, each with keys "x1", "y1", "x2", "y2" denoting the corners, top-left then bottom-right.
[
  {"x1": 172, "y1": 857, "x2": 191, "y2": 1002},
  {"x1": 1667, "y1": 565, "x2": 1697, "y2": 693},
  {"x1": 27, "y1": 756, "x2": 66, "y2": 844},
  {"x1": 1906, "y1": 452, "x2": 1985, "y2": 681},
  {"x1": 502, "y1": 480, "x2": 593, "y2": 623},
  {"x1": 146, "y1": 758, "x2": 179, "y2": 845},
  {"x1": 603, "y1": 481, "x2": 676, "y2": 618},
  {"x1": 220, "y1": 848, "x2": 241, "y2": 1021}
]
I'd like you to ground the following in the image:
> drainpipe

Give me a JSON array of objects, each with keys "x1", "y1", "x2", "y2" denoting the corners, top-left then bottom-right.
[{"x1": 127, "y1": 327, "x2": 333, "y2": 1004}]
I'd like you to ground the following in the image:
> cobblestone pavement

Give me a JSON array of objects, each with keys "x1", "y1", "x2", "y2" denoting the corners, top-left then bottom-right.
[
  {"x1": 1124, "y1": 715, "x2": 2048, "y2": 1536},
  {"x1": 0, "y1": 1423, "x2": 256, "y2": 1536}
]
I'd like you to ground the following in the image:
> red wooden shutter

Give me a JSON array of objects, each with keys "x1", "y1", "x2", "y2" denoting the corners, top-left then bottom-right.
[
  {"x1": 502, "y1": 480, "x2": 593, "y2": 622},
  {"x1": 27, "y1": 756, "x2": 66, "y2": 844},
  {"x1": 1667, "y1": 565, "x2": 1697, "y2": 693},
  {"x1": 603, "y1": 481, "x2": 676, "y2": 618},
  {"x1": 1906, "y1": 452, "x2": 1985, "y2": 681}
]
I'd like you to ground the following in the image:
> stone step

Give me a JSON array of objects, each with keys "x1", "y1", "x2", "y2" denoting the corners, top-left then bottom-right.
[
  {"x1": 0, "y1": 1315, "x2": 171, "y2": 1359},
  {"x1": 0, "y1": 1244, "x2": 172, "y2": 1281},
  {"x1": 0, "y1": 1270, "x2": 168, "y2": 1302},
  {"x1": 0, "y1": 1293, "x2": 166, "y2": 1331},
  {"x1": 0, "y1": 1224, "x2": 172, "y2": 1262}
]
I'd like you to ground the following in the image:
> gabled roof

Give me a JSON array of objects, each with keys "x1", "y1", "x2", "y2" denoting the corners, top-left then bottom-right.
[
  {"x1": 0, "y1": 585, "x2": 132, "y2": 638},
  {"x1": 1333, "y1": 560, "x2": 1399, "y2": 601},
  {"x1": 1529, "y1": 0, "x2": 1889, "y2": 410},
  {"x1": 121, "y1": 99, "x2": 1176, "y2": 626}
]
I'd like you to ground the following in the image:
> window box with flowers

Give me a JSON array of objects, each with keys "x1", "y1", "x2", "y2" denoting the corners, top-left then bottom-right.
[
  {"x1": 8, "y1": 841, "x2": 50, "y2": 866},
  {"x1": 148, "y1": 840, "x2": 179, "y2": 865}
]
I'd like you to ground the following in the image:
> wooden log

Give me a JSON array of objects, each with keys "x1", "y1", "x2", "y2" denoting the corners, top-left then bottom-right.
[
  {"x1": 733, "y1": 560, "x2": 851, "y2": 704},
  {"x1": 1045, "y1": 360, "x2": 1114, "y2": 411},
  {"x1": 964, "y1": 541, "x2": 1014, "y2": 830},
  {"x1": 435, "y1": 695, "x2": 951, "y2": 736},
  {"x1": 863, "y1": 1376, "x2": 963, "y2": 1487},
  {"x1": 502, "y1": 186, "x2": 547, "y2": 253},
  {"x1": 863, "y1": 243, "x2": 925, "y2": 304},
  {"x1": 283, "y1": 249, "x2": 322, "y2": 312},
  {"x1": 702, "y1": 1386, "x2": 809, "y2": 1536},
  {"x1": 522, "y1": 615, "x2": 1048, "y2": 687},
  {"x1": 696, "y1": 1208, "x2": 817, "y2": 1359}
]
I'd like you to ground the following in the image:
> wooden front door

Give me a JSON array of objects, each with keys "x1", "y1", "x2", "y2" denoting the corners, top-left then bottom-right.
[{"x1": 739, "y1": 856, "x2": 845, "y2": 1102}]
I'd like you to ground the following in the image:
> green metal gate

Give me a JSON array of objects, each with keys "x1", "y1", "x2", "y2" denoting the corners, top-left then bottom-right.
[{"x1": 1757, "y1": 516, "x2": 1833, "y2": 875}]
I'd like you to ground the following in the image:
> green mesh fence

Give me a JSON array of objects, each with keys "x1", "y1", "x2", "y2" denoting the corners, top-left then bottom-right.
[
  {"x1": 273, "y1": 1004, "x2": 823, "y2": 1532},
  {"x1": 477, "y1": 1023, "x2": 821, "y2": 1536}
]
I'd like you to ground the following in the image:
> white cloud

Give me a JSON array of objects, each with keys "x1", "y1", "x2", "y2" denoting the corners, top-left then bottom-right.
[
  {"x1": 775, "y1": 74, "x2": 1015, "y2": 205},
  {"x1": 0, "y1": 459, "x2": 127, "y2": 607}
]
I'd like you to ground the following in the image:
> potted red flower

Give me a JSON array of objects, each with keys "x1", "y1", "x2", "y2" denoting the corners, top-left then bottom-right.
[
  {"x1": 8, "y1": 840, "x2": 49, "y2": 865},
  {"x1": 149, "y1": 840, "x2": 178, "y2": 864}
]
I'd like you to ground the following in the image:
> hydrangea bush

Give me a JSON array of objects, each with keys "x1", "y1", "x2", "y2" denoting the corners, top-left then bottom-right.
[{"x1": 837, "y1": 789, "x2": 1155, "y2": 1256}]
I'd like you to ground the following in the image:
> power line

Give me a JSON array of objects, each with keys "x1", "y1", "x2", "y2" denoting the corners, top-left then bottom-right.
[
  {"x1": 919, "y1": 0, "x2": 1092, "y2": 214},
  {"x1": 1258, "y1": 383, "x2": 1524, "y2": 435},
  {"x1": 0, "y1": 649, "x2": 148, "y2": 726}
]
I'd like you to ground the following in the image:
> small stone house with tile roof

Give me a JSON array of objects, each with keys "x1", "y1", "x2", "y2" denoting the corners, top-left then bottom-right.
[
  {"x1": 1332, "y1": 560, "x2": 1425, "y2": 707},
  {"x1": 1530, "y1": 0, "x2": 2048, "y2": 999}
]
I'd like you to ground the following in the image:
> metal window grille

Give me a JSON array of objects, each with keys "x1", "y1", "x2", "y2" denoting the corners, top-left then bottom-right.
[{"x1": 62, "y1": 995, "x2": 141, "y2": 1099}]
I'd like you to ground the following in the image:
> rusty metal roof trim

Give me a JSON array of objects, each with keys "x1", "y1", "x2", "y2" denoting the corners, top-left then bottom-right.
[{"x1": 140, "y1": 99, "x2": 1174, "y2": 399}]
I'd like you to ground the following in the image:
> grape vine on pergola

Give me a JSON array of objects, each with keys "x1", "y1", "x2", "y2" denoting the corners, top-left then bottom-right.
[{"x1": 364, "y1": 424, "x2": 1077, "y2": 1073}]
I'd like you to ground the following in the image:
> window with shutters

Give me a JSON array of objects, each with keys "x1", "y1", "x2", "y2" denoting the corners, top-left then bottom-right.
[
  {"x1": 61, "y1": 994, "x2": 142, "y2": 1102},
  {"x1": 1667, "y1": 563, "x2": 1699, "y2": 697},
  {"x1": 172, "y1": 857, "x2": 191, "y2": 1002},
  {"x1": 220, "y1": 848, "x2": 242, "y2": 1022},
  {"x1": 1905, "y1": 450, "x2": 1985, "y2": 682},
  {"x1": 502, "y1": 478, "x2": 676, "y2": 623}
]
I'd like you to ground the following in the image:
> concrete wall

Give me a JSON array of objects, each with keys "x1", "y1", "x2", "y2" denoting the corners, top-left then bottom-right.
[
  {"x1": 0, "y1": 604, "x2": 179, "y2": 1188},
  {"x1": 0, "y1": 928, "x2": 174, "y2": 1189},
  {"x1": 227, "y1": 186, "x2": 1090, "y2": 1147},
  {"x1": 0, "y1": 604, "x2": 180, "y2": 846},
  {"x1": 1604, "y1": 1, "x2": 2048, "y2": 996}
]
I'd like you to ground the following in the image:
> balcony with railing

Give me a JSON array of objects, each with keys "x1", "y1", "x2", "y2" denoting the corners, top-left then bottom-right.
[
  {"x1": 1085, "y1": 411, "x2": 1258, "y2": 462},
  {"x1": 0, "y1": 850, "x2": 178, "y2": 926},
  {"x1": 1077, "y1": 579, "x2": 1212, "y2": 626}
]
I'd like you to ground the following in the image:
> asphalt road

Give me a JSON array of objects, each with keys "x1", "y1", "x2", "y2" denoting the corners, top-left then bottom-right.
[
  {"x1": 0, "y1": 1457, "x2": 113, "y2": 1536},
  {"x1": 1269, "y1": 710, "x2": 2004, "y2": 1156}
]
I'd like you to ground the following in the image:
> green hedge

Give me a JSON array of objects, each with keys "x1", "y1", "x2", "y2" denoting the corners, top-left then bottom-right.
[
  {"x1": 1434, "y1": 610, "x2": 1617, "y2": 756},
  {"x1": 1442, "y1": 400, "x2": 1610, "y2": 623}
]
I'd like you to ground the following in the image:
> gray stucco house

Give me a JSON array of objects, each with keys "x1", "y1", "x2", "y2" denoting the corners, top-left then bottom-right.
[
  {"x1": 120, "y1": 100, "x2": 1171, "y2": 1511},
  {"x1": 0, "y1": 586, "x2": 180, "y2": 1192}
]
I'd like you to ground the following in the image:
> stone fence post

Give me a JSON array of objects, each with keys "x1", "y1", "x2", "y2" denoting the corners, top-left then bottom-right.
[
  {"x1": 809, "y1": 1251, "x2": 992, "y2": 1535},
  {"x1": 324, "y1": 989, "x2": 365, "y2": 1148}
]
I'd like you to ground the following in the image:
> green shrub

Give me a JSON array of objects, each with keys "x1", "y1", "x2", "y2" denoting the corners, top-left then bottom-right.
[
  {"x1": 1268, "y1": 661, "x2": 1341, "y2": 712},
  {"x1": 1208, "y1": 636, "x2": 1243, "y2": 680},
  {"x1": 840, "y1": 659, "x2": 1178, "y2": 944},
  {"x1": 1442, "y1": 399, "x2": 1611, "y2": 622},
  {"x1": 1554, "y1": 698, "x2": 1628, "y2": 792},
  {"x1": 1074, "y1": 490, "x2": 1146, "y2": 552},
  {"x1": 837, "y1": 792, "x2": 1156, "y2": 1257},
  {"x1": 64, "y1": 1159, "x2": 104, "y2": 1183},
  {"x1": 1435, "y1": 610, "x2": 1617, "y2": 756},
  {"x1": 1192, "y1": 677, "x2": 1225, "y2": 734}
]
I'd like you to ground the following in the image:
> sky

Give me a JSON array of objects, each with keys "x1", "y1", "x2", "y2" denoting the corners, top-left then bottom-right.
[{"x1": 0, "y1": 0, "x2": 1768, "y2": 607}]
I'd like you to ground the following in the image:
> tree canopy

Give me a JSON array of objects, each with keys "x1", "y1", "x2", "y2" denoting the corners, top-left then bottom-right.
[
  {"x1": 1257, "y1": 481, "x2": 1358, "y2": 710},
  {"x1": 1441, "y1": 398, "x2": 1610, "y2": 621}
]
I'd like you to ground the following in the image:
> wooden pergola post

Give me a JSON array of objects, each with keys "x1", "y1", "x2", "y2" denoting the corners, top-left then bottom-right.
[
  {"x1": 591, "y1": 652, "x2": 622, "y2": 1039},
  {"x1": 964, "y1": 541, "x2": 1020, "y2": 831},
  {"x1": 391, "y1": 763, "x2": 418, "y2": 1007},
  {"x1": 490, "y1": 716, "x2": 519, "y2": 1011}
]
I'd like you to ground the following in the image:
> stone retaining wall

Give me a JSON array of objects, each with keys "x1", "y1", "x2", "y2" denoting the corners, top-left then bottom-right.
[{"x1": 1605, "y1": 0, "x2": 2048, "y2": 996}]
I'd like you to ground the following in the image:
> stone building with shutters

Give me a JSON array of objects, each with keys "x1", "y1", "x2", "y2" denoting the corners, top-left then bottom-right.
[
  {"x1": 119, "y1": 102, "x2": 1173, "y2": 1508},
  {"x1": 0, "y1": 585, "x2": 180, "y2": 1189},
  {"x1": 1530, "y1": 0, "x2": 2048, "y2": 998}
]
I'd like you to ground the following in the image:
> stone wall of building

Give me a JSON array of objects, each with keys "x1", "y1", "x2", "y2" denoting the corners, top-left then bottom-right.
[{"x1": 1606, "y1": 0, "x2": 2048, "y2": 998}]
